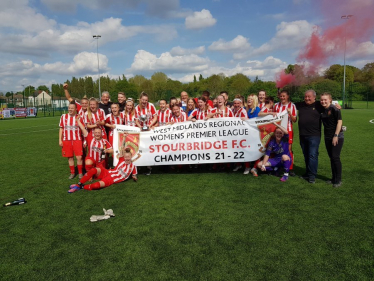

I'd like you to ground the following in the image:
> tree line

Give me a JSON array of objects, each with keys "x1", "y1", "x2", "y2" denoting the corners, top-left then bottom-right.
[{"x1": 4, "y1": 62, "x2": 374, "y2": 103}]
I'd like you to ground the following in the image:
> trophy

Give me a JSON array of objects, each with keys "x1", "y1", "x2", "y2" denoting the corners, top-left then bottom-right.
[
  {"x1": 101, "y1": 144, "x2": 106, "y2": 161},
  {"x1": 139, "y1": 114, "x2": 149, "y2": 131}
]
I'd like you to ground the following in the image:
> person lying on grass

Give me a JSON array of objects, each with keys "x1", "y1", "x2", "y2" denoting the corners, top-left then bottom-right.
[
  {"x1": 68, "y1": 148, "x2": 137, "y2": 193},
  {"x1": 257, "y1": 122, "x2": 292, "y2": 182}
]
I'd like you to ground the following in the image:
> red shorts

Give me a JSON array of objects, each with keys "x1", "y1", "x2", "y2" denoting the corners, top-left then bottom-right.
[
  {"x1": 85, "y1": 157, "x2": 106, "y2": 169},
  {"x1": 97, "y1": 167, "x2": 114, "y2": 187},
  {"x1": 62, "y1": 140, "x2": 83, "y2": 158},
  {"x1": 288, "y1": 130, "x2": 294, "y2": 144}
]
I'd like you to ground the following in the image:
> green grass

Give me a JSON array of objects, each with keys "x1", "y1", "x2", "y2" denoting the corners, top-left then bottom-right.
[
  {"x1": 350, "y1": 100, "x2": 374, "y2": 109},
  {"x1": 1, "y1": 110, "x2": 374, "y2": 280}
]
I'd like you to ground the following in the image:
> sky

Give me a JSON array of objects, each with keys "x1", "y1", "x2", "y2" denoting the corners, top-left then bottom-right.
[{"x1": 0, "y1": 0, "x2": 373, "y2": 93}]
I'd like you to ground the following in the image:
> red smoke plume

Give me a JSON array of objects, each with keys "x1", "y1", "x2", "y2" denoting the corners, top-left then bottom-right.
[
  {"x1": 275, "y1": 0, "x2": 374, "y2": 87},
  {"x1": 298, "y1": 0, "x2": 374, "y2": 71},
  {"x1": 276, "y1": 72, "x2": 295, "y2": 88}
]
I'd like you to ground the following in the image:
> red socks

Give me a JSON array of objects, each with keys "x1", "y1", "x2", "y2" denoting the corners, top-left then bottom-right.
[
  {"x1": 77, "y1": 165, "x2": 83, "y2": 174},
  {"x1": 83, "y1": 182, "x2": 101, "y2": 190},
  {"x1": 80, "y1": 168, "x2": 98, "y2": 184},
  {"x1": 69, "y1": 165, "x2": 75, "y2": 174}
]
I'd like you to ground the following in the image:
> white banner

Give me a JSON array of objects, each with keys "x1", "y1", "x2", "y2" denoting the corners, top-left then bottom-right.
[{"x1": 113, "y1": 111, "x2": 288, "y2": 166}]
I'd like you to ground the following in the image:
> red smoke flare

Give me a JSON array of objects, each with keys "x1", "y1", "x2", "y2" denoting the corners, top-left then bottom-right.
[
  {"x1": 275, "y1": 71, "x2": 295, "y2": 88},
  {"x1": 297, "y1": 0, "x2": 374, "y2": 71}
]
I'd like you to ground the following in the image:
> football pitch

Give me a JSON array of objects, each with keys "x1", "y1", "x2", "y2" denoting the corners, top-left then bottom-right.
[{"x1": 1, "y1": 109, "x2": 374, "y2": 280}]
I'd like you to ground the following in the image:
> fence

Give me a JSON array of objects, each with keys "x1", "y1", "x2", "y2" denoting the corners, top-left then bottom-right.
[{"x1": 0, "y1": 97, "x2": 69, "y2": 118}]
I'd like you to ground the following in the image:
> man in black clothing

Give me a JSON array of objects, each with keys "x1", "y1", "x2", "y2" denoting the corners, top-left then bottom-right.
[
  {"x1": 294, "y1": 90, "x2": 324, "y2": 183},
  {"x1": 99, "y1": 91, "x2": 112, "y2": 115}
]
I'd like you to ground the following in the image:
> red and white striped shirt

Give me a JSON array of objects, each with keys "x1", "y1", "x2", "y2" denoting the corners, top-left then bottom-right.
[
  {"x1": 105, "y1": 113, "x2": 123, "y2": 137},
  {"x1": 170, "y1": 112, "x2": 187, "y2": 123},
  {"x1": 190, "y1": 108, "x2": 209, "y2": 120},
  {"x1": 59, "y1": 114, "x2": 82, "y2": 141},
  {"x1": 74, "y1": 100, "x2": 86, "y2": 118},
  {"x1": 88, "y1": 138, "x2": 112, "y2": 163},
  {"x1": 108, "y1": 157, "x2": 137, "y2": 183},
  {"x1": 123, "y1": 112, "x2": 136, "y2": 126},
  {"x1": 273, "y1": 102, "x2": 297, "y2": 131},
  {"x1": 84, "y1": 109, "x2": 106, "y2": 137},
  {"x1": 232, "y1": 107, "x2": 247, "y2": 118},
  {"x1": 259, "y1": 102, "x2": 265, "y2": 109},
  {"x1": 135, "y1": 103, "x2": 157, "y2": 127},
  {"x1": 261, "y1": 106, "x2": 273, "y2": 113},
  {"x1": 210, "y1": 107, "x2": 234, "y2": 118},
  {"x1": 157, "y1": 109, "x2": 171, "y2": 126}
]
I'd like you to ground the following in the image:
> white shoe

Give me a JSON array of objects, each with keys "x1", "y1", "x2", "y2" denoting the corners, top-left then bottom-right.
[
  {"x1": 243, "y1": 168, "x2": 250, "y2": 175},
  {"x1": 233, "y1": 165, "x2": 242, "y2": 172}
]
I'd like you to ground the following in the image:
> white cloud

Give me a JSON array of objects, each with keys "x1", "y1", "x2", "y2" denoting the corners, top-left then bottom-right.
[
  {"x1": 246, "y1": 56, "x2": 287, "y2": 70},
  {"x1": 251, "y1": 20, "x2": 314, "y2": 57},
  {"x1": 128, "y1": 50, "x2": 210, "y2": 74},
  {"x1": 45, "y1": 52, "x2": 109, "y2": 75},
  {"x1": 0, "y1": 0, "x2": 56, "y2": 32},
  {"x1": 185, "y1": 9, "x2": 217, "y2": 30},
  {"x1": 0, "y1": 52, "x2": 109, "y2": 78},
  {"x1": 347, "y1": 41, "x2": 374, "y2": 60},
  {"x1": 170, "y1": 46, "x2": 205, "y2": 56},
  {"x1": 208, "y1": 35, "x2": 252, "y2": 59},
  {"x1": 209, "y1": 35, "x2": 251, "y2": 52},
  {"x1": 172, "y1": 56, "x2": 288, "y2": 83},
  {"x1": 126, "y1": 49, "x2": 288, "y2": 83},
  {"x1": 0, "y1": 17, "x2": 177, "y2": 56}
]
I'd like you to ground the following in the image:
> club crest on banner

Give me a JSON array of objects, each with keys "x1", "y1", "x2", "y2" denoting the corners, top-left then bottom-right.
[
  {"x1": 118, "y1": 132, "x2": 140, "y2": 157},
  {"x1": 258, "y1": 121, "x2": 281, "y2": 152}
]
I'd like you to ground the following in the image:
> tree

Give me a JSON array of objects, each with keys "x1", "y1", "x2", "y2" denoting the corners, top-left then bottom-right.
[
  {"x1": 311, "y1": 79, "x2": 341, "y2": 99},
  {"x1": 361, "y1": 62, "x2": 374, "y2": 82},
  {"x1": 140, "y1": 80, "x2": 154, "y2": 101},
  {"x1": 227, "y1": 73, "x2": 252, "y2": 98},
  {"x1": 24, "y1": 86, "x2": 35, "y2": 97},
  {"x1": 285, "y1": 64, "x2": 295, "y2": 75},
  {"x1": 37, "y1": 85, "x2": 50, "y2": 92},
  {"x1": 129, "y1": 75, "x2": 147, "y2": 87},
  {"x1": 199, "y1": 74, "x2": 204, "y2": 81},
  {"x1": 248, "y1": 80, "x2": 277, "y2": 98},
  {"x1": 334, "y1": 67, "x2": 354, "y2": 84},
  {"x1": 193, "y1": 75, "x2": 197, "y2": 83},
  {"x1": 84, "y1": 76, "x2": 94, "y2": 97},
  {"x1": 151, "y1": 72, "x2": 168, "y2": 84},
  {"x1": 206, "y1": 74, "x2": 225, "y2": 96}
]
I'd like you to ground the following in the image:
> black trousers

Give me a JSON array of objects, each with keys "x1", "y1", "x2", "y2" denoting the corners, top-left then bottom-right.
[{"x1": 324, "y1": 137, "x2": 344, "y2": 184}]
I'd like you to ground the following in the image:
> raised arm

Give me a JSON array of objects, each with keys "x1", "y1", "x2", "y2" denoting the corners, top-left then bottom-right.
[
  {"x1": 63, "y1": 83, "x2": 74, "y2": 103},
  {"x1": 273, "y1": 122, "x2": 288, "y2": 134}
]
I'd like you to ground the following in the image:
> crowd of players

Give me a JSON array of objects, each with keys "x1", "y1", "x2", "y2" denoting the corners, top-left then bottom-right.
[{"x1": 59, "y1": 83, "x2": 344, "y2": 193}]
